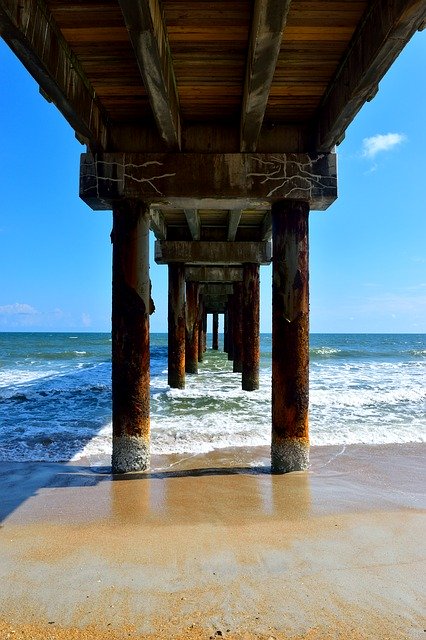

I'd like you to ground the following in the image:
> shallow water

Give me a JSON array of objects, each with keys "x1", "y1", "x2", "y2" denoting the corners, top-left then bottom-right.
[{"x1": 0, "y1": 332, "x2": 424, "y2": 462}]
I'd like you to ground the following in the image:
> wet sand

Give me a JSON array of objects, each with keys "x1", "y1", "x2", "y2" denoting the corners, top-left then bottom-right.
[{"x1": 0, "y1": 443, "x2": 425, "y2": 639}]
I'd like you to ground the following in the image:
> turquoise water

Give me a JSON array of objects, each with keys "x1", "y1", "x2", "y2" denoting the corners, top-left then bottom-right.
[{"x1": 0, "y1": 332, "x2": 425, "y2": 462}]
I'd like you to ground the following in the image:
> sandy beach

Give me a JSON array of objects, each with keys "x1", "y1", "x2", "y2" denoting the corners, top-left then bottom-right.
[{"x1": 0, "y1": 443, "x2": 424, "y2": 639}]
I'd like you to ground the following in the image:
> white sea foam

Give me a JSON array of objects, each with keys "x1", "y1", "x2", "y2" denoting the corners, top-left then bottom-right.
[{"x1": 1, "y1": 333, "x2": 425, "y2": 463}]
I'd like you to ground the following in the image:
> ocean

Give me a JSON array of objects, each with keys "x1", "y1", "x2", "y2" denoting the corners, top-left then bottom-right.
[{"x1": 0, "y1": 332, "x2": 424, "y2": 464}]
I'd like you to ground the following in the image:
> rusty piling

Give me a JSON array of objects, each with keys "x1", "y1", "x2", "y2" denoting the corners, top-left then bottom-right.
[
  {"x1": 224, "y1": 309, "x2": 229, "y2": 353},
  {"x1": 202, "y1": 311, "x2": 207, "y2": 352},
  {"x1": 198, "y1": 297, "x2": 205, "y2": 362},
  {"x1": 271, "y1": 199, "x2": 310, "y2": 473},
  {"x1": 233, "y1": 282, "x2": 243, "y2": 373},
  {"x1": 168, "y1": 263, "x2": 186, "y2": 389},
  {"x1": 111, "y1": 201, "x2": 150, "y2": 473},
  {"x1": 212, "y1": 312, "x2": 219, "y2": 350},
  {"x1": 185, "y1": 281, "x2": 199, "y2": 374},
  {"x1": 227, "y1": 295, "x2": 234, "y2": 361},
  {"x1": 242, "y1": 263, "x2": 260, "y2": 391}
]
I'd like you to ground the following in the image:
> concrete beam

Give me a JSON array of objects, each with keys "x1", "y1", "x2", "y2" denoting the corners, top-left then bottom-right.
[
  {"x1": 202, "y1": 284, "x2": 234, "y2": 296},
  {"x1": 227, "y1": 210, "x2": 242, "y2": 241},
  {"x1": 155, "y1": 241, "x2": 272, "y2": 265},
  {"x1": 185, "y1": 266, "x2": 243, "y2": 283},
  {"x1": 118, "y1": 0, "x2": 181, "y2": 149},
  {"x1": 150, "y1": 208, "x2": 167, "y2": 240},
  {"x1": 0, "y1": 0, "x2": 108, "y2": 150},
  {"x1": 204, "y1": 300, "x2": 227, "y2": 314},
  {"x1": 261, "y1": 211, "x2": 272, "y2": 241},
  {"x1": 80, "y1": 152, "x2": 337, "y2": 211},
  {"x1": 184, "y1": 209, "x2": 201, "y2": 240},
  {"x1": 241, "y1": 0, "x2": 292, "y2": 152},
  {"x1": 316, "y1": 0, "x2": 426, "y2": 151}
]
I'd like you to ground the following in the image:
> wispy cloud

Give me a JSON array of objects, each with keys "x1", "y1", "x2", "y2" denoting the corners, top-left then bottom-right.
[
  {"x1": 362, "y1": 133, "x2": 407, "y2": 159},
  {"x1": 0, "y1": 303, "x2": 38, "y2": 316}
]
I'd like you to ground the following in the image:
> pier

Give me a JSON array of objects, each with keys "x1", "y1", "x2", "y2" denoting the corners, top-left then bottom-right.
[{"x1": 1, "y1": 0, "x2": 424, "y2": 473}]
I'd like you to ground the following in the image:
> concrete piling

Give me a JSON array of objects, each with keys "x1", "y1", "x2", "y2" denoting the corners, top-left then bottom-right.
[
  {"x1": 271, "y1": 199, "x2": 310, "y2": 473},
  {"x1": 111, "y1": 201, "x2": 150, "y2": 473},
  {"x1": 168, "y1": 263, "x2": 186, "y2": 389},
  {"x1": 242, "y1": 263, "x2": 260, "y2": 391}
]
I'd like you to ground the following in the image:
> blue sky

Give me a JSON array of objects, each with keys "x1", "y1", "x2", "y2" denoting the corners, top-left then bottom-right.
[{"x1": 0, "y1": 32, "x2": 425, "y2": 333}]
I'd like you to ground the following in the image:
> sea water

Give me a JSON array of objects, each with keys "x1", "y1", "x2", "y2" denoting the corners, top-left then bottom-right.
[{"x1": 0, "y1": 333, "x2": 424, "y2": 463}]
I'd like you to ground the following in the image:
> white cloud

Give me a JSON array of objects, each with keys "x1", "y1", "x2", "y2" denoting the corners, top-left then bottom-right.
[
  {"x1": 0, "y1": 303, "x2": 38, "y2": 316},
  {"x1": 362, "y1": 133, "x2": 407, "y2": 159}
]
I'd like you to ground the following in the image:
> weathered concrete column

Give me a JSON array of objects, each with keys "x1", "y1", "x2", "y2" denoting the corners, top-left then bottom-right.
[
  {"x1": 242, "y1": 263, "x2": 260, "y2": 391},
  {"x1": 198, "y1": 296, "x2": 205, "y2": 362},
  {"x1": 212, "y1": 312, "x2": 219, "y2": 350},
  {"x1": 227, "y1": 295, "x2": 234, "y2": 361},
  {"x1": 271, "y1": 199, "x2": 310, "y2": 473},
  {"x1": 202, "y1": 311, "x2": 207, "y2": 353},
  {"x1": 185, "y1": 281, "x2": 199, "y2": 374},
  {"x1": 168, "y1": 263, "x2": 186, "y2": 389},
  {"x1": 111, "y1": 200, "x2": 150, "y2": 473},
  {"x1": 233, "y1": 282, "x2": 243, "y2": 373},
  {"x1": 224, "y1": 309, "x2": 229, "y2": 353}
]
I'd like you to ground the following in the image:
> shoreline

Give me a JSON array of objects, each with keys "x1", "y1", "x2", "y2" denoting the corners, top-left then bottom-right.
[{"x1": 0, "y1": 442, "x2": 425, "y2": 639}]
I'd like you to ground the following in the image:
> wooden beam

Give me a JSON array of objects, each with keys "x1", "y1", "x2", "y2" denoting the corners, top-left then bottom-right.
[
  {"x1": 150, "y1": 208, "x2": 167, "y2": 240},
  {"x1": 240, "y1": 0, "x2": 292, "y2": 152},
  {"x1": 155, "y1": 241, "x2": 272, "y2": 265},
  {"x1": 0, "y1": 0, "x2": 108, "y2": 150},
  {"x1": 316, "y1": 0, "x2": 426, "y2": 151},
  {"x1": 184, "y1": 209, "x2": 200, "y2": 240},
  {"x1": 118, "y1": 0, "x2": 181, "y2": 150},
  {"x1": 80, "y1": 152, "x2": 337, "y2": 212},
  {"x1": 227, "y1": 210, "x2": 242, "y2": 241}
]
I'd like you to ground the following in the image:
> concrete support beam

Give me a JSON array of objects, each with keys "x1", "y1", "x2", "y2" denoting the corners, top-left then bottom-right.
[
  {"x1": 185, "y1": 266, "x2": 243, "y2": 283},
  {"x1": 150, "y1": 208, "x2": 167, "y2": 240},
  {"x1": 271, "y1": 199, "x2": 310, "y2": 473},
  {"x1": 155, "y1": 241, "x2": 271, "y2": 265},
  {"x1": 261, "y1": 211, "x2": 272, "y2": 241},
  {"x1": 227, "y1": 210, "x2": 242, "y2": 241},
  {"x1": 118, "y1": 0, "x2": 181, "y2": 149},
  {"x1": 111, "y1": 201, "x2": 150, "y2": 473},
  {"x1": 168, "y1": 263, "x2": 186, "y2": 389},
  {"x1": 185, "y1": 281, "x2": 199, "y2": 374},
  {"x1": 241, "y1": 0, "x2": 292, "y2": 152},
  {"x1": 212, "y1": 313, "x2": 219, "y2": 350},
  {"x1": 242, "y1": 263, "x2": 260, "y2": 391},
  {"x1": 233, "y1": 283, "x2": 244, "y2": 373},
  {"x1": 316, "y1": 0, "x2": 426, "y2": 150},
  {"x1": 80, "y1": 152, "x2": 337, "y2": 211},
  {"x1": 0, "y1": 0, "x2": 108, "y2": 150},
  {"x1": 185, "y1": 209, "x2": 201, "y2": 240},
  {"x1": 202, "y1": 284, "x2": 234, "y2": 297}
]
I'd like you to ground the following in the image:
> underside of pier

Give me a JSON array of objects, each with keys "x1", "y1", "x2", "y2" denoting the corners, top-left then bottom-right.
[{"x1": 1, "y1": 0, "x2": 424, "y2": 472}]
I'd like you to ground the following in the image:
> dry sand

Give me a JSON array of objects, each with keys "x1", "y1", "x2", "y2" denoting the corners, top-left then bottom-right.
[{"x1": 0, "y1": 443, "x2": 425, "y2": 639}]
